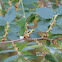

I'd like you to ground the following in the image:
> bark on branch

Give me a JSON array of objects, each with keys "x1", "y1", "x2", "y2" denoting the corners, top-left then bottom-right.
[{"x1": 0, "y1": 37, "x2": 62, "y2": 44}]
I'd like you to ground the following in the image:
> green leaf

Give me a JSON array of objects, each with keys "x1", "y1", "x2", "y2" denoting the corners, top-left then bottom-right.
[
  {"x1": 26, "y1": 4, "x2": 35, "y2": 9},
  {"x1": 56, "y1": 5, "x2": 62, "y2": 15},
  {"x1": 46, "y1": 41, "x2": 51, "y2": 46},
  {"x1": 49, "y1": 0, "x2": 56, "y2": 3},
  {"x1": 27, "y1": 42, "x2": 37, "y2": 45},
  {"x1": 21, "y1": 55, "x2": 37, "y2": 60},
  {"x1": 8, "y1": 32, "x2": 19, "y2": 40},
  {"x1": 22, "y1": 45, "x2": 44, "y2": 51},
  {"x1": 21, "y1": 0, "x2": 38, "y2": 9},
  {"x1": 56, "y1": 18, "x2": 62, "y2": 29},
  {"x1": 25, "y1": 10, "x2": 36, "y2": 17},
  {"x1": 7, "y1": 45, "x2": 13, "y2": 49},
  {"x1": 23, "y1": 0, "x2": 38, "y2": 4},
  {"x1": 36, "y1": 8, "x2": 55, "y2": 19},
  {"x1": 5, "y1": 6, "x2": 16, "y2": 22},
  {"x1": 0, "y1": 26, "x2": 4, "y2": 36},
  {"x1": 32, "y1": 45, "x2": 45, "y2": 48},
  {"x1": 46, "y1": 47, "x2": 61, "y2": 54},
  {"x1": 52, "y1": 4, "x2": 59, "y2": 9},
  {"x1": 0, "y1": 16, "x2": 6, "y2": 26},
  {"x1": 54, "y1": 53, "x2": 62, "y2": 62},
  {"x1": 21, "y1": 46, "x2": 34, "y2": 51},
  {"x1": 3, "y1": 55, "x2": 20, "y2": 62},
  {"x1": 30, "y1": 32, "x2": 41, "y2": 38},
  {"x1": 2, "y1": 0, "x2": 8, "y2": 3},
  {"x1": 17, "y1": 17, "x2": 27, "y2": 27},
  {"x1": 34, "y1": 20, "x2": 50, "y2": 32},
  {"x1": 0, "y1": 49, "x2": 16, "y2": 53},
  {"x1": 17, "y1": 17, "x2": 27, "y2": 35},
  {"x1": 4, "y1": 3, "x2": 10, "y2": 9},
  {"x1": 45, "y1": 54, "x2": 57, "y2": 62},
  {"x1": 9, "y1": 22, "x2": 20, "y2": 32},
  {"x1": 50, "y1": 26, "x2": 62, "y2": 34},
  {"x1": 5, "y1": 55, "x2": 37, "y2": 61}
]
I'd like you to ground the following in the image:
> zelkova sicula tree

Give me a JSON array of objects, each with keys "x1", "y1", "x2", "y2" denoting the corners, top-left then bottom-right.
[{"x1": 0, "y1": 0, "x2": 62, "y2": 62}]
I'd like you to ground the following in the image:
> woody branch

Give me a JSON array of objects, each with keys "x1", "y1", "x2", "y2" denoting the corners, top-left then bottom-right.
[{"x1": 0, "y1": 37, "x2": 62, "y2": 44}]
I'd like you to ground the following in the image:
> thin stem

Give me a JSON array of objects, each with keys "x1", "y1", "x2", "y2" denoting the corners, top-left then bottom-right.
[
  {"x1": 12, "y1": 42, "x2": 21, "y2": 55},
  {"x1": 21, "y1": 0, "x2": 26, "y2": 17},
  {"x1": 46, "y1": 14, "x2": 58, "y2": 33},
  {"x1": 0, "y1": 37, "x2": 62, "y2": 44}
]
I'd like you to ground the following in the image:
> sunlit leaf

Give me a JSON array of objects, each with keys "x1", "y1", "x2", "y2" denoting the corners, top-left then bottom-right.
[
  {"x1": 22, "y1": 45, "x2": 44, "y2": 51},
  {"x1": 17, "y1": 17, "x2": 27, "y2": 35}
]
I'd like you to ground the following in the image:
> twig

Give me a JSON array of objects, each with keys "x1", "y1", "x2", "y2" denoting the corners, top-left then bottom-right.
[
  {"x1": 21, "y1": 0, "x2": 26, "y2": 17},
  {"x1": 0, "y1": 37, "x2": 62, "y2": 44}
]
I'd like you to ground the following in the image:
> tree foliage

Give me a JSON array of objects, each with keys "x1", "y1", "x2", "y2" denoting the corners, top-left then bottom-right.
[{"x1": 0, "y1": 0, "x2": 62, "y2": 62}]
